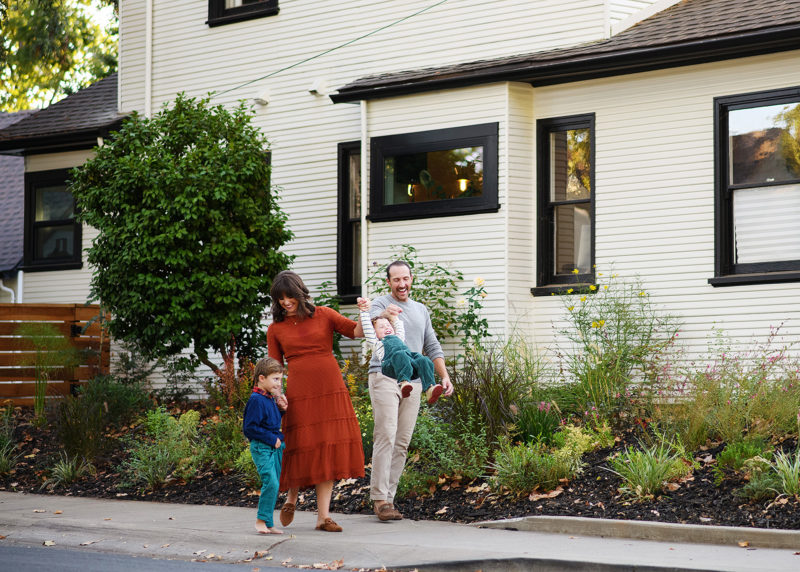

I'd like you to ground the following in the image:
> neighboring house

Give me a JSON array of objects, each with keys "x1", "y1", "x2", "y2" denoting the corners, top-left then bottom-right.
[
  {"x1": 0, "y1": 111, "x2": 34, "y2": 303},
  {"x1": 0, "y1": 74, "x2": 126, "y2": 304},
  {"x1": 4, "y1": 0, "x2": 800, "y2": 366}
]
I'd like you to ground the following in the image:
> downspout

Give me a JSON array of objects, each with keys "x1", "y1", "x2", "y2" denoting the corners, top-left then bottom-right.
[
  {"x1": 17, "y1": 270, "x2": 23, "y2": 303},
  {"x1": 145, "y1": 0, "x2": 153, "y2": 118},
  {"x1": 0, "y1": 277, "x2": 15, "y2": 303},
  {"x1": 360, "y1": 100, "x2": 368, "y2": 295}
]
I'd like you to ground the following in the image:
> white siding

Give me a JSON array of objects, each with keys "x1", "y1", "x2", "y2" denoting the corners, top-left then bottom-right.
[
  {"x1": 607, "y1": 0, "x2": 660, "y2": 25},
  {"x1": 529, "y1": 49, "x2": 800, "y2": 360},
  {"x1": 23, "y1": 151, "x2": 95, "y2": 304}
]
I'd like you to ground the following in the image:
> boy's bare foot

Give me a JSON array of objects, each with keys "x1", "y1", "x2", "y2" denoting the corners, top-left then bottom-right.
[
  {"x1": 265, "y1": 527, "x2": 284, "y2": 535},
  {"x1": 256, "y1": 520, "x2": 284, "y2": 534},
  {"x1": 426, "y1": 384, "x2": 443, "y2": 405},
  {"x1": 400, "y1": 382, "x2": 413, "y2": 398}
]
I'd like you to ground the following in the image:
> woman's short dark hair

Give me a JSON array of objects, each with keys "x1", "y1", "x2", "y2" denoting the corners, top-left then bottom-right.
[{"x1": 270, "y1": 270, "x2": 316, "y2": 322}]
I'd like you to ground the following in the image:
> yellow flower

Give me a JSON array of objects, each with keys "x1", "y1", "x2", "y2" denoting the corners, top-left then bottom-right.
[
  {"x1": 566, "y1": 288, "x2": 574, "y2": 294},
  {"x1": 604, "y1": 285, "x2": 609, "y2": 290},
  {"x1": 639, "y1": 291, "x2": 646, "y2": 296},
  {"x1": 480, "y1": 291, "x2": 487, "y2": 298},
  {"x1": 571, "y1": 268, "x2": 579, "y2": 274},
  {"x1": 589, "y1": 285, "x2": 597, "y2": 291},
  {"x1": 599, "y1": 319, "x2": 605, "y2": 327},
  {"x1": 581, "y1": 296, "x2": 587, "y2": 301},
  {"x1": 568, "y1": 306, "x2": 574, "y2": 311},
  {"x1": 474, "y1": 277, "x2": 485, "y2": 287},
  {"x1": 591, "y1": 321, "x2": 598, "y2": 328}
]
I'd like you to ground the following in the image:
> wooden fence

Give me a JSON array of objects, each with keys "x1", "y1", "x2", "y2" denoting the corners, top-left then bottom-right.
[{"x1": 0, "y1": 304, "x2": 110, "y2": 406}]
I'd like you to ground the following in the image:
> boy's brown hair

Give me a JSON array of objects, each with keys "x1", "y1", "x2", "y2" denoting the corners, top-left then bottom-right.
[
  {"x1": 253, "y1": 357, "x2": 283, "y2": 386},
  {"x1": 371, "y1": 310, "x2": 395, "y2": 327}
]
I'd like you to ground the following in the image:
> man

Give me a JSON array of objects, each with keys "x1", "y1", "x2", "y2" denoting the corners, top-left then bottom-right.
[{"x1": 368, "y1": 260, "x2": 454, "y2": 521}]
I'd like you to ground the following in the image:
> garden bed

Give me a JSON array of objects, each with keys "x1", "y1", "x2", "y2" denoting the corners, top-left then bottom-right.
[{"x1": 3, "y1": 409, "x2": 799, "y2": 531}]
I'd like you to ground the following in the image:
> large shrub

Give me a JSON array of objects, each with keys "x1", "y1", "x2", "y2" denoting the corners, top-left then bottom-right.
[{"x1": 71, "y1": 93, "x2": 293, "y2": 373}]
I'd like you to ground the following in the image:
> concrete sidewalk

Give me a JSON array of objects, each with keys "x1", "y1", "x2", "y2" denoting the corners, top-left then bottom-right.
[{"x1": 1, "y1": 491, "x2": 800, "y2": 571}]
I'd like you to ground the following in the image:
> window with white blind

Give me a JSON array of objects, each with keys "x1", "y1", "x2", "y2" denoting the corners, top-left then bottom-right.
[
  {"x1": 208, "y1": 0, "x2": 278, "y2": 27},
  {"x1": 712, "y1": 87, "x2": 800, "y2": 286}
]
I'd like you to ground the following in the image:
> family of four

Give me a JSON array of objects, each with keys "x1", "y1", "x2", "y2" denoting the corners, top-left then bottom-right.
[{"x1": 242, "y1": 260, "x2": 454, "y2": 534}]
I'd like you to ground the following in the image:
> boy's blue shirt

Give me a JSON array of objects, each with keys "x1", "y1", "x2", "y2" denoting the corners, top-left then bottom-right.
[{"x1": 242, "y1": 392, "x2": 284, "y2": 447}]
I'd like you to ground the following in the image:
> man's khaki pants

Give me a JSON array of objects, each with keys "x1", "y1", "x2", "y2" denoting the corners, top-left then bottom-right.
[{"x1": 368, "y1": 372, "x2": 422, "y2": 503}]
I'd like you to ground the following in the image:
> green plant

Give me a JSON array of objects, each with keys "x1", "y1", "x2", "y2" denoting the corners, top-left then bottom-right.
[
  {"x1": 43, "y1": 453, "x2": 95, "y2": 488},
  {"x1": 444, "y1": 336, "x2": 545, "y2": 444},
  {"x1": 738, "y1": 466, "x2": 780, "y2": 501},
  {"x1": 712, "y1": 437, "x2": 771, "y2": 485},
  {"x1": 204, "y1": 342, "x2": 255, "y2": 413},
  {"x1": 206, "y1": 407, "x2": 247, "y2": 471},
  {"x1": 156, "y1": 354, "x2": 199, "y2": 404},
  {"x1": 80, "y1": 374, "x2": 152, "y2": 428},
  {"x1": 113, "y1": 341, "x2": 158, "y2": 386},
  {"x1": 234, "y1": 447, "x2": 260, "y2": 488},
  {"x1": 341, "y1": 353, "x2": 374, "y2": 458},
  {"x1": 16, "y1": 322, "x2": 80, "y2": 422},
  {"x1": 314, "y1": 280, "x2": 344, "y2": 361},
  {"x1": 490, "y1": 437, "x2": 583, "y2": 494},
  {"x1": 122, "y1": 442, "x2": 176, "y2": 490},
  {"x1": 71, "y1": 92, "x2": 294, "y2": 374},
  {"x1": 0, "y1": 440, "x2": 19, "y2": 476},
  {"x1": 455, "y1": 277, "x2": 490, "y2": 351},
  {"x1": 609, "y1": 439, "x2": 692, "y2": 500},
  {"x1": 366, "y1": 244, "x2": 463, "y2": 343},
  {"x1": 556, "y1": 274, "x2": 679, "y2": 425},
  {"x1": 54, "y1": 394, "x2": 107, "y2": 461},
  {"x1": 513, "y1": 400, "x2": 562, "y2": 446},
  {"x1": 773, "y1": 449, "x2": 800, "y2": 497}
]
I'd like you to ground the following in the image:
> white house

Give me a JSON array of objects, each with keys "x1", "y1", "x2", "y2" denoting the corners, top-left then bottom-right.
[{"x1": 3, "y1": 0, "x2": 800, "y2": 366}]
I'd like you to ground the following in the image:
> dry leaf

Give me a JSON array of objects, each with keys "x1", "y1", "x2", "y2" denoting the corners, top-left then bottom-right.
[
  {"x1": 435, "y1": 507, "x2": 449, "y2": 515},
  {"x1": 0, "y1": 535, "x2": 6, "y2": 540},
  {"x1": 104, "y1": 518, "x2": 112, "y2": 521},
  {"x1": 80, "y1": 539, "x2": 101, "y2": 546},
  {"x1": 116, "y1": 493, "x2": 128, "y2": 497},
  {"x1": 43, "y1": 540, "x2": 55, "y2": 546},
  {"x1": 53, "y1": 510, "x2": 63, "y2": 514},
  {"x1": 529, "y1": 486, "x2": 564, "y2": 502},
  {"x1": 738, "y1": 541, "x2": 750, "y2": 548},
  {"x1": 665, "y1": 482, "x2": 681, "y2": 492},
  {"x1": 193, "y1": 549, "x2": 206, "y2": 555},
  {"x1": 32, "y1": 509, "x2": 45, "y2": 513},
  {"x1": 161, "y1": 544, "x2": 170, "y2": 548},
  {"x1": 466, "y1": 483, "x2": 488, "y2": 493}
]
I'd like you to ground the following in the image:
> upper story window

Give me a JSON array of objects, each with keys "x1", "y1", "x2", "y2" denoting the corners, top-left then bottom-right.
[
  {"x1": 208, "y1": 0, "x2": 278, "y2": 27},
  {"x1": 338, "y1": 141, "x2": 361, "y2": 304},
  {"x1": 533, "y1": 114, "x2": 595, "y2": 295},
  {"x1": 711, "y1": 87, "x2": 800, "y2": 286},
  {"x1": 24, "y1": 169, "x2": 82, "y2": 271},
  {"x1": 369, "y1": 123, "x2": 499, "y2": 221}
]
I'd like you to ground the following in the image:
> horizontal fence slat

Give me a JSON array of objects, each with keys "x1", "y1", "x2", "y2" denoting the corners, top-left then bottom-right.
[
  {"x1": 0, "y1": 338, "x2": 106, "y2": 352},
  {"x1": 0, "y1": 323, "x2": 72, "y2": 336},
  {"x1": 0, "y1": 366, "x2": 99, "y2": 382},
  {"x1": 0, "y1": 381, "x2": 81, "y2": 397}
]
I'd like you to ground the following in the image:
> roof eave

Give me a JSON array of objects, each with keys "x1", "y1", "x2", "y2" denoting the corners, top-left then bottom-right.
[
  {"x1": 330, "y1": 26, "x2": 800, "y2": 103},
  {"x1": 0, "y1": 118, "x2": 126, "y2": 156}
]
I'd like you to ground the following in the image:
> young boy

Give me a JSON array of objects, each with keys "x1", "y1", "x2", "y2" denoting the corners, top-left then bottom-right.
[
  {"x1": 243, "y1": 357, "x2": 288, "y2": 534},
  {"x1": 357, "y1": 297, "x2": 444, "y2": 405}
]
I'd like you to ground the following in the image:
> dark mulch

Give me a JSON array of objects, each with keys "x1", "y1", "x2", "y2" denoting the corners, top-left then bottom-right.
[{"x1": 3, "y1": 414, "x2": 800, "y2": 530}]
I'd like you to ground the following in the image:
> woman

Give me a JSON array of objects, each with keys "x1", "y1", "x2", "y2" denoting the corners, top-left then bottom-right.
[{"x1": 267, "y1": 270, "x2": 365, "y2": 532}]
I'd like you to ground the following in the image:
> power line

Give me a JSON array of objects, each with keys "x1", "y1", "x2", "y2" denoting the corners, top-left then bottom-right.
[{"x1": 213, "y1": 0, "x2": 450, "y2": 99}]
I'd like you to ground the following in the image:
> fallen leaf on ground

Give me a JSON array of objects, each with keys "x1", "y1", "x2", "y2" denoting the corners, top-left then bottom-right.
[
  {"x1": 737, "y1": 541, "x2": 750, "y2": 548},
  {"x1": 103, "y1": 518, "x2": 112, "y2": 521},
  {"x1": 32, "y1": 509, "x2": 45, "y2": 513},
  {"x1": 53, "y1": 510, "x2": 62, "y2": 514},
  {"x1": 80, "y1": 539, "x2": 101, "y2": 546},
  {"x1": 43, "y1": 540, "x2": 55, "y2": 546},
  {"x1": 529, "y1": 487, "x2": 564, "y2": 501},
  {"x1": 193, "y1": 549, "x2": 206, "y2": 555},
  {"x1": 161, "y1": 544, "x2": 170, "y2": 548},
  {"x1": 0, "y1": 535, "x2": 6, "y2": 540},
  {"x1": 435, "y1": 507, "x2": 449, "y2": 515},
  {"x1": 665, "y1": 483, "x2": 681, "y2": 492}
]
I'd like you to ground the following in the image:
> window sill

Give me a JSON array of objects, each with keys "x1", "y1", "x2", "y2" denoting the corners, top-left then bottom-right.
[
  {"x1": 531, "y1": 283, "x2": 596, "y2": 297},
  {"x1": 709, "y1": 272, "x2": 800, "y2": 287},
  {"x1": 21, "y1": 261, "x2": 83, "y2": 273},
  {"x1": 207, "y1": 4, "x2": 278, "y2": 27}
]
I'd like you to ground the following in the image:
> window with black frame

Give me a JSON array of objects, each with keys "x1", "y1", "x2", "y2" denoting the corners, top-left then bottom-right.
[
  {"x1": 534, "y1": 114, "x2": 594, "y2": 294},
  {"x1": 208, "y1": 0, "x2": 278, "y2": 27},
  {"x1": 24, "y1": 169, "x2": 82, "y2": 271},
  {"x1": 712, "y1": 87, "x2": 800, "y2": 286},
  {"x1": 338, "y1": 141, "x2": 361, "y2": 303},
  {"x1": 369, "y1": 123, "x2": 499, "y2": 221}
]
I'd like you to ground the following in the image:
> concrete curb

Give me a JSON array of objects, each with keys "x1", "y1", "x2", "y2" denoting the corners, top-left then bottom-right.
[{"x1": 475, "y1": 515, "x2": 800, "y2": 550}]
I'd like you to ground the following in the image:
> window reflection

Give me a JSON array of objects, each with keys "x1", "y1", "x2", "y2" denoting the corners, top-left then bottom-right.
[
  {"x1": 729, "y1": 102, "x2": 800, "y2": 185},
  {"x1": 383, "y1": 146, "x2": 483, "y2": 205}
]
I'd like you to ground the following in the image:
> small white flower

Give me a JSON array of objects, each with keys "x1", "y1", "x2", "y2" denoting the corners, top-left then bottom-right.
[
  {"x1": 474, "y1": 277, "x2": 485, "y2": 287},
  {"x1": 457, "y1": 298, "x2": 467, "y2": 307}
]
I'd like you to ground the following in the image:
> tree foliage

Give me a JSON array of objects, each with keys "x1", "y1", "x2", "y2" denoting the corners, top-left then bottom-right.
[
  {"x1": 0, "y1": 0, "x2": 117, "y2": 111},
  {"x1": 71, "y1": 93, "x2": 294, "y2": 372}
]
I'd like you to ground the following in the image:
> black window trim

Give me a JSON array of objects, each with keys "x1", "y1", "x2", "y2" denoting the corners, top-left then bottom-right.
[
  {"x1": 710, "y1": 85, "x2": 800, "y2": 287},
  {"x1": 337, "y1": 141, "x2": 362, "y2": 305},
  {"x1": 368, "y1": 122, "x2": 500, "y2": 222},
  {"x1": 207, "y1": 0, "x2": 279, "y2": 27},
  {"x1": 23, "y1": 168, "x2": 82, "y2": 272},
  {"x1": 533, "y1": 113, "x2": 595, "y2": 296}
]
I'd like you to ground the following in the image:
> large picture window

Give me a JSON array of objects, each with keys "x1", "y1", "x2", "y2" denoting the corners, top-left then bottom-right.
[
  {"x1": 338, "y1": 141, "x2": 361, "y2": 304},
  {"x1": 712, "y1": 87, "x2": 800, "y2": 286},
  {"x1": 369, "y1": 123, "x2": 499, "y2": 221},
  {"x1": 24, "y1": 169, "x2": 82, "y2": 271},
  {"x1": 534, "y1": 114, "x2": 595, "y2": 294},
  {"x1": 208, "y1": 0, "x2": 278, "y2": 27}
]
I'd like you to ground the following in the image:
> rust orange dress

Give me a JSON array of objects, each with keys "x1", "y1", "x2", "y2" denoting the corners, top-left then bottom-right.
[{"x1": 267, "y1": 306, "x2": 365, "y2": 490}]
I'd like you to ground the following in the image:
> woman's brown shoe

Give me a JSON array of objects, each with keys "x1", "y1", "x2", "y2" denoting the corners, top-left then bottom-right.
[
  {"x1": 279, "y1": 502, "x2": 295, "y2": 526},
  {"x1": 315, "y1": 517, "x2": 342, "y2": 532}
]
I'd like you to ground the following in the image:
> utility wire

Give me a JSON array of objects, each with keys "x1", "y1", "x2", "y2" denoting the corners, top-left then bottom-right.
[{"x1": 213, "y1": 0, "x2": 450, "y2": 99}]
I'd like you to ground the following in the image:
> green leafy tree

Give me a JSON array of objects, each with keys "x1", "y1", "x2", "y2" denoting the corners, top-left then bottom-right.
[
  {"x1": 0, "y1": 0, "x2": 117, "y2": 111},
  {"x1": 71, "y1": 93, "x2": 294, "y2": 373}
]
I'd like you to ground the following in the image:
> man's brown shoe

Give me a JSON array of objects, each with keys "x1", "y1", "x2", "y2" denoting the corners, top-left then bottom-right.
[
  {"x1": 279, "y1": 502, "x2": 295, "y2": 526},
  {"x1": 374, "y1": 502, "x2": 394, "y2": 521},
  {"x1": 387, "y1": 503, "x2": 403, "y2": 520}
]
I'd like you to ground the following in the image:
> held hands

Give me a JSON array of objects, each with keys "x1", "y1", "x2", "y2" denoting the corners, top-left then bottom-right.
[
  {"x1": 275, "y1": 394, "x2": 288, "y2": 411},
  {"x1": 356, "y1": 297, "x2": 371, "y2": 312},
  {"x1": 385, "y1": 304, "x2": 402, "y2": 318}
]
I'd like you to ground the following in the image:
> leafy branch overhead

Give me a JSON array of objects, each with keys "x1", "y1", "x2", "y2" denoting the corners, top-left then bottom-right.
[{"x1": 70, "y1": 93, "x2": 294, "y2": 372}]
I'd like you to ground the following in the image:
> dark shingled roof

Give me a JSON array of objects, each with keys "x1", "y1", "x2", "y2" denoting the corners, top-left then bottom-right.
[
  {"x1": 332, "y1": 0, "x2": 800, "y2": 102},
  {"x1": 0, "y1": 73, "x2": 126, "y2": 154},
  {"x1": 0, "y1": 111, "x2": 35, "y2": 274}
]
